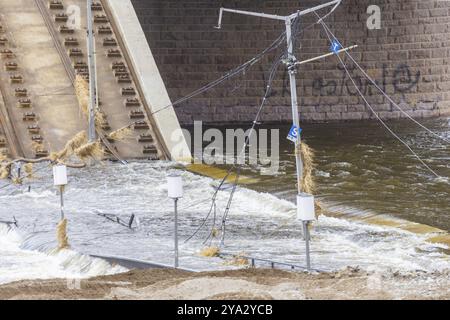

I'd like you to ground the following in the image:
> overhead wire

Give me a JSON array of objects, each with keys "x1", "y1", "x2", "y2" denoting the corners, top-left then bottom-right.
[
  {"x1": 317, "y1": 18, "x2": 450, "y2": 145},
  {"x1": 183, "y1": 25, "x2": 300, "y2": 244},
  {"x1": 99, "y1": 28, "x2": 292, "y2": 152},
  {"x1": 217, "y1": 55, "x2": 285, "y2": 246},
  {"x1": 208, "y1": 5, "x2": 449, "y2": 246},
  {"x1": 183, "y1": 52, "x2": 286, "y2": 245},
  {"x1": 315, "y1": 14, "x2": 442, "y2": 178},
  {"x1": 215, "y1": 11, "x2": 312, "y2": 246},
  {"x1": 149, "y1": 32, "x2": 288, "y2": 117},
  {"x1": 186, "y1": 11, "x2": 309, "y2": 245}
]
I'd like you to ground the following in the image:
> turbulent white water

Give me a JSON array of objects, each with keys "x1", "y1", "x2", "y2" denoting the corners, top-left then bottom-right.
[
  {"x1": 0, "y1": 161, "x2": 448, "y2": 285},
  {"x1": 0, "y1": 225, "x2": 126, "y2": 285}
]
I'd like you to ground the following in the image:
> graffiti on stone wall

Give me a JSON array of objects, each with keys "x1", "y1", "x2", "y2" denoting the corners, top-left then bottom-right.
[
  {"x1": 259, "y1": 63, "x2": 420, "y2": 99},
  {"x1": 310, "y1": 63, "x2": 420, "y2": 97},
  {"x1": 392, "y1": 64, "x2": 421, "y2": 93}
]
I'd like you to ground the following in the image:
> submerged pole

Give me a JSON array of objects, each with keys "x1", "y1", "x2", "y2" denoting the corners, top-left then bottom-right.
[
  {"x1": 286, "y1": 19, "x2": 311, "y2": 272},
  {"x1": 174, "y1": 198, "x2": 179, "y2": 268},
  {"x1": 285, "y1": 19, "x2": 303, "y2": 195},
  {"x1": 215, "y1": 1, "x2": 342, "y2": 272},
  {"x1": 87, "y1": 0, "x2": 97, "y2": 142},
  {"x1": 167, "y1": 173, "x2": 183, "y2": 268},
  {"x1": 59, "y1": 185, "x2": 65, "y2": 221},
  {"x1": 53, "y1": 165, "x2": 68, "y2": 221}
]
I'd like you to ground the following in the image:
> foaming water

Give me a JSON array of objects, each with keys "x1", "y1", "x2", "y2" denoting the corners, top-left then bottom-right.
[
  {"x1": 0, "y1": 225, "x2": 126, "y2": 285},
  {"x1": 0, "y1": 160, "x2": 448, "y2": 283},
  {"x1": 247, "y1": 119, "x2": 450, "y2": 230},
  {"x1": 0, "y1": 118, "x2": 449, "y2": 284}
]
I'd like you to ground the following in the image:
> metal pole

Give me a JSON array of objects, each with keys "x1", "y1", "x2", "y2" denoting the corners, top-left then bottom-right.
[
  {"x1": 214, "y1": 3, "x2": 344, "y2": 273},
  {"x1": 59, "y1": 185, "x2": 65, "y2": 221},
  {"x1": 87, "y1": 0, "x2": 97, "y2": 142},
  {"x1": 174, "y1": 198, "x2": 179, "y2": 268},
  {"x1": 94, "y1": 29, "x2": 99, "y2": 111},
  {"x1": 285, "y1": 19, "x2": 303, "y2": 195},
  {"x1": 303, "y1": 221, "x2": 311, "y2": 270},
  {"x1": 286, "y1": 19, "x2": 311, "y2": 271}
]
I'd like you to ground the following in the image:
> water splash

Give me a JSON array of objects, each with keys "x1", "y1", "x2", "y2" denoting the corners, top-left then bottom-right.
[{"x1": 0, "y1": 224, "x2": 126, "y2": 285}]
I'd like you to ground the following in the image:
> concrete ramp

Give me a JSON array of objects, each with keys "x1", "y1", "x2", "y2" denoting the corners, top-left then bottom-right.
[
  {"x1": 0, "y1": 0, "x2": 190, "y2": 161},
  {"x1": 106, "y1": 0, "x2": 191, "y2": 161}
]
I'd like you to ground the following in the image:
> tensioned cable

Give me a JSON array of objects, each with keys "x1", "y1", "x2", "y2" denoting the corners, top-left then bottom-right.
[
  {"x1": 216, "y1": 11, "x2": 313, "y2": 246},
  {"x1": 217, "y1": 56, "x2": 285, "y2": 246},
  {"x1": 186, "y1": 12, "x2": 307, "y2": 245},
  {"x1": 194, "y1": 56, "x2": 283, "y2": 246},
  {"x1": 317, "y1": 18, "x2": 450, "y2": 145},
  {"x1": 149, "y1": 32, "x2": 287, "y2": 117},
  {"x1": 184, "y1": 46, "x2": 289, "y2": 244},
  {"x1": 108, "y1": 19, "x2": 321, "y2": 141},
  {"x1": 149, "y1": 18, "x2": 322, "y2": 118},
  {"x1": 316, "y1": 15, "x2": 442, "y2": 178},
  {"x1": 212, "y1": 7, "x2": 359, "y2": 246}
]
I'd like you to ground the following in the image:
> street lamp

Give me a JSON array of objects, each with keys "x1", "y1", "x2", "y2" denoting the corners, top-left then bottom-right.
[
  {"x1": 167, "y1": 173, "x2": 183, "y2": 268},
  {"x1": 297, "y1": 193, "x2": 316, "y2": 271},
  {"x1": 53, "y1": 164, "x2": 68, "y2": 221}
]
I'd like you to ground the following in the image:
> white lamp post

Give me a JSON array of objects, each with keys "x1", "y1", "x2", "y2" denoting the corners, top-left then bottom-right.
[
  {"x1": 297, "y1": 193, "x2": 316, "y2": 271},
  {"x1": 53, "y1": 164, "x2": 68, "y2": 221},
  {"x1": 167, "y1": 173, "x2": 183, "y2": 268}
]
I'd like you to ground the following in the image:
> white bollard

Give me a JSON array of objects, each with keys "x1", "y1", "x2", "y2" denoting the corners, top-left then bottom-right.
[
  {"x1": 167, "y1": 173, "x2": 183, "y2": 268},
  {"x1": 297, "y1": 193, "x2": 316, "y2": 271},
  {"x1": 53, "y1": 165, "x2": 68, "y2": 221}
]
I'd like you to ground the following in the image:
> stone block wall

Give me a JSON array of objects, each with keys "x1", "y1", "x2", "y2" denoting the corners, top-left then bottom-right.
[{"x1": 130, "y1": 0, "x2": 450, "y2": 124}]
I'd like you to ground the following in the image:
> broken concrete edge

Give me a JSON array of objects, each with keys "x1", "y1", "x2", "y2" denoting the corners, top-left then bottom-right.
[
  {"x1": 186, "y1": 163, "x2": 259, "y2": 185},
  {"x1": 106, "y1": 0, "x2": 191, "y2": 162},
  {"x1": 89, "y1": 254, "x2": 197, "y2": 272},
  {"x1": 327, "y1": 210, "x2": 450, "y2": 248}
]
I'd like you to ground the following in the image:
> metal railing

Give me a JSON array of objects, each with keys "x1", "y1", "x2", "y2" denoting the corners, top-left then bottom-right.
[{"x1": 219, "y1": 252, "x2": 324, "y2": 273}]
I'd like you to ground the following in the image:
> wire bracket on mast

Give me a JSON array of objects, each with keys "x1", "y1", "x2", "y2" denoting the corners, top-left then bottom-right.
[{"x1": 284, "y1": 57, "x2": 299, "y2": 74}]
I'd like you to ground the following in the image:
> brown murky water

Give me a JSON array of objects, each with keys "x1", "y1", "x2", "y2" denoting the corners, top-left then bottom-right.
[
  {"x1": 197, "y1": 117, "x2": 450, "y2": 231},
  {"x1": 0, "y1": 117, "x2": 448, "y2": 283}
]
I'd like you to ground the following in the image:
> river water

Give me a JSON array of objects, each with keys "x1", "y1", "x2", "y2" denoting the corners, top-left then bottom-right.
[
  {"x1": 252, "y1": 118, "x2": 450, "y2": 230},
  {"x1": 0, "y1": 118, "x2": 449, "y2": 284}
]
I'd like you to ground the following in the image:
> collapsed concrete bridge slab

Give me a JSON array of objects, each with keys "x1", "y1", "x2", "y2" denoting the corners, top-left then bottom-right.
[
  {"x1": 2, "y1": 0, "x2": 449, "y2": 160},
  {"x1": 0, "y1": 0, "x2": 190, "y2": 161}
]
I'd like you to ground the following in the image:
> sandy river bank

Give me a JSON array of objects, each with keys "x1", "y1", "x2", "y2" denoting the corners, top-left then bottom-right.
[{"x1": 0, "y1": 267, "x2": 448, "y2": 300}]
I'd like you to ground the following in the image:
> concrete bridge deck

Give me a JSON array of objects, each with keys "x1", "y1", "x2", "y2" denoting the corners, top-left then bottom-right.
[{"x1": 0, "y1": 0, "x2": 190, "y2": 161}]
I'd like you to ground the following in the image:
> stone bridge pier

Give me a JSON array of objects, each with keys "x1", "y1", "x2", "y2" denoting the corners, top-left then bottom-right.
[{"x1": 131, "y1": 0, "x2": 450, "y2": 124}]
